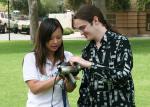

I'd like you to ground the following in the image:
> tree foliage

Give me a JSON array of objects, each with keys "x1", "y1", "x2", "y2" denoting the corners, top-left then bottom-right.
[
  {"x1": 137, "y1": 0, "x2": 150, "y2": 10},
  {"x1": 64, "y1": 0, "x2": 92, "y2": 11},
  {"x1": 0, "y1": 0, "x2": 64, "y2": 16},
  {"x1": 41, "y1": 0, "x2": 64, "y2": 13},
  {"x1": 0, "y1": 2, "x2": 7, "y2": 11},
  {"x1": 0, "y1": 0, "x2": 7, "y2": 4},
  {"x1": 106, "y1": 0, "x2": 131, "y2": 11},
  {"x1": 38, "y1": 0, "x2": 47, "y2": 17},
  {"x1": 11, "y1": 0, "x2": 28, "y2": 14}
]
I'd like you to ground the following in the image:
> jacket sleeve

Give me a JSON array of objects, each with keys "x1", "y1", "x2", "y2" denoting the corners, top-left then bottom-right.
[{"x1": 90, "y1": 39, "x2": 133, "y2": 86}]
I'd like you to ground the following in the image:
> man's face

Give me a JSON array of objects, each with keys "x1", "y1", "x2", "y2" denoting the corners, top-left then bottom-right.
[{"x1": 73, "y1": 19, "x2": 95, "y2": 41}]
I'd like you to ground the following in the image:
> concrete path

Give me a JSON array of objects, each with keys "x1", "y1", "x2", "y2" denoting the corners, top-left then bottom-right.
[
  {"x1": 63, "y1": 32, "x2": 85, "y2": 40},
  {"x1": 0, "y1": 32, "x2": 150, "y2": 41},
  {"x1": 0, "y1": 32, "x2": 85, "y2": 40}
]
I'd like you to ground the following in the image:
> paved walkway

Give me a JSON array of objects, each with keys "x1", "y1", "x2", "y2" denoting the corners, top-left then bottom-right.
[
  {"x1": 0, "y1": 34, "x2": 31, "y2": 40},
  {"x1": 0, "y1": 32, "x2": 85, "y2": 40},
  {"x1": 0, "y1": 32, "x2": 150, "y2": 40},
  {"x1": 63, "y1": 32, "x2": 85, "y2": 40}
]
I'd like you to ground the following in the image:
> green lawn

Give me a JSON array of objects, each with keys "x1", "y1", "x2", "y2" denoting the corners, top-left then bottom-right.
[{"x1": 0, "y1": 38, "x2": 150, "y2": 107}]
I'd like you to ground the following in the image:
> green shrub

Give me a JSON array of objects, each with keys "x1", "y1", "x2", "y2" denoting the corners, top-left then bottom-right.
[{"x1": 63, "y1": 27, "x2": 74, "y2": 35}]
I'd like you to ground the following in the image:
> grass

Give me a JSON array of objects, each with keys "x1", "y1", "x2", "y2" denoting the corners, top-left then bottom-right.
[
  {"x1": 0, "y1": 38, "x2": 150, "y2": 107},
  {"x1": 129, "y1": 38, "x2": 150, "y2": 106}
]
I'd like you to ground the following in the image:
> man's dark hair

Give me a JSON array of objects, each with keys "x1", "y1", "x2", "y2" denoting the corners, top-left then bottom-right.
[{"x1": 74, "y1": 5, "x2": 112, "y2": 30}]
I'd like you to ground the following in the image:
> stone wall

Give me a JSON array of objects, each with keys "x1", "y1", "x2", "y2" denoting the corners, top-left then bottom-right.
[{"x1": 112, "y1": 11, "x2": 150, "y2": 36}]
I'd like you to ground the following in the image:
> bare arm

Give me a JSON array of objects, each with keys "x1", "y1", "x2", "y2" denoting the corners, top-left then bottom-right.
[{"x1": 26, "y1": 76, "x2": 61, "y2": 94}]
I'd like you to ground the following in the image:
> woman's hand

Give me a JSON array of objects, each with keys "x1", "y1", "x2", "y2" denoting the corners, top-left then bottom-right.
[
  {"x1": 64, "y1": 77, "x2": 76, "y2": 92},
  {"x1": 69, "y1": 56, "x2": 92, "y2": 68}
]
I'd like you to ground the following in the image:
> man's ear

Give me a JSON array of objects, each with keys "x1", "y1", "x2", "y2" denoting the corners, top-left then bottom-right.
[{"x1": 93, "y1": 16, "x2": 99, "y2": 25}]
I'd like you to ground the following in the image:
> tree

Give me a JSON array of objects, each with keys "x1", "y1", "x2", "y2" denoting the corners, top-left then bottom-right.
[
  {"x1": 37, "y1": 0, "x2": 47, "y2": 17},
  {"x1": 137, "y1": 0, "x2": 150, "y2": 10},
  {"x1": 92, "y1": 0, "x2": 106, "y2": 17},
  {"x1": 0, "y1": 1, "x2": 7, "y2": 11},
  {"x1": 0, "y1": 0, "x2": 7, "y2": 4},
  {"x1": 85, "y1": 0, "x2": 92, "y2": 4},
  {"x1": 28, "y1": 0, "x2": 38, "y2": 42},
  {"x1": 105, "y1": 0, "x2": 131, "y2": 11},
  {"x1": 11, "y1": 0, "x2": 28, "y2": 14},
  {"x1": 64, "y1": 0, "x2": 92, "y2": 11},
  {"x1": 38, "y1": 0, "x2": 66, "y2": 17},
  {"x1": 40, "y1": 0, "x2": 60, "y2": 13}
]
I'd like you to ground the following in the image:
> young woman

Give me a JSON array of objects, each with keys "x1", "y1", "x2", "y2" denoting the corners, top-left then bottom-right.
[
  {"x1": 23, "y1": 18, "x2": 75, "y2": 107},
  {"x1": 69, "y1": 5, "x2": 135, "y2": 107}
]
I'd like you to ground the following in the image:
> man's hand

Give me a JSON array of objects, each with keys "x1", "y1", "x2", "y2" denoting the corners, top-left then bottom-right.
[{"x1": 69, "y1": 56, "x2": 92, "y2": 69}]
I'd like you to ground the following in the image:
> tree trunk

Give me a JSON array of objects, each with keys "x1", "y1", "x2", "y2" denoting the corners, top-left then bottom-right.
[{"x1": 28, "y1": 0, "x2": 38, "y2": 43}]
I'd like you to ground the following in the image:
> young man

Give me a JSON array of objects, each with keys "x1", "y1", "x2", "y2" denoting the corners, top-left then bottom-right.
[{"x1": 69, "y1": 5, "x2": 135, "y2": 107}]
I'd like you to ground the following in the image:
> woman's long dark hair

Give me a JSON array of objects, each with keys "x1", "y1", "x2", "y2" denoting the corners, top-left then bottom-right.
[
  {"x1": 34, "y1": 18, "x2": 64, "y2": 74},
  {"x1": 74, "y1": 5, "x2": 113, "y2": 31}
]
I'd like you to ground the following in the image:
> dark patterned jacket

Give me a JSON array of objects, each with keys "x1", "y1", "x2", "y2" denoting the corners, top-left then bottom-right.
[{"x1": 78, "y1": 30, "x2": 135, "y2": 107}]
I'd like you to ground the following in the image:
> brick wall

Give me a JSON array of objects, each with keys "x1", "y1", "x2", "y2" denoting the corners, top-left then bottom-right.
[{"x1": 114, "y1": 11, "x2": 150, "y2": 36}]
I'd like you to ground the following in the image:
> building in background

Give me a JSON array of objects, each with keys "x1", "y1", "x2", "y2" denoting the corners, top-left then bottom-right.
[
  {"x1": 93, "y1": 0, "x2": 150, "y2": 36},
  {"x1": 48, "y1": 10, "x2": 73, "y2": 28}
]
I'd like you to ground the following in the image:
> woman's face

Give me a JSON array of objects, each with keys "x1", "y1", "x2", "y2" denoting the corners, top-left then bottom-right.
[{"x1": 46, "y1": 27, "x2": 62, "y2": 53}]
